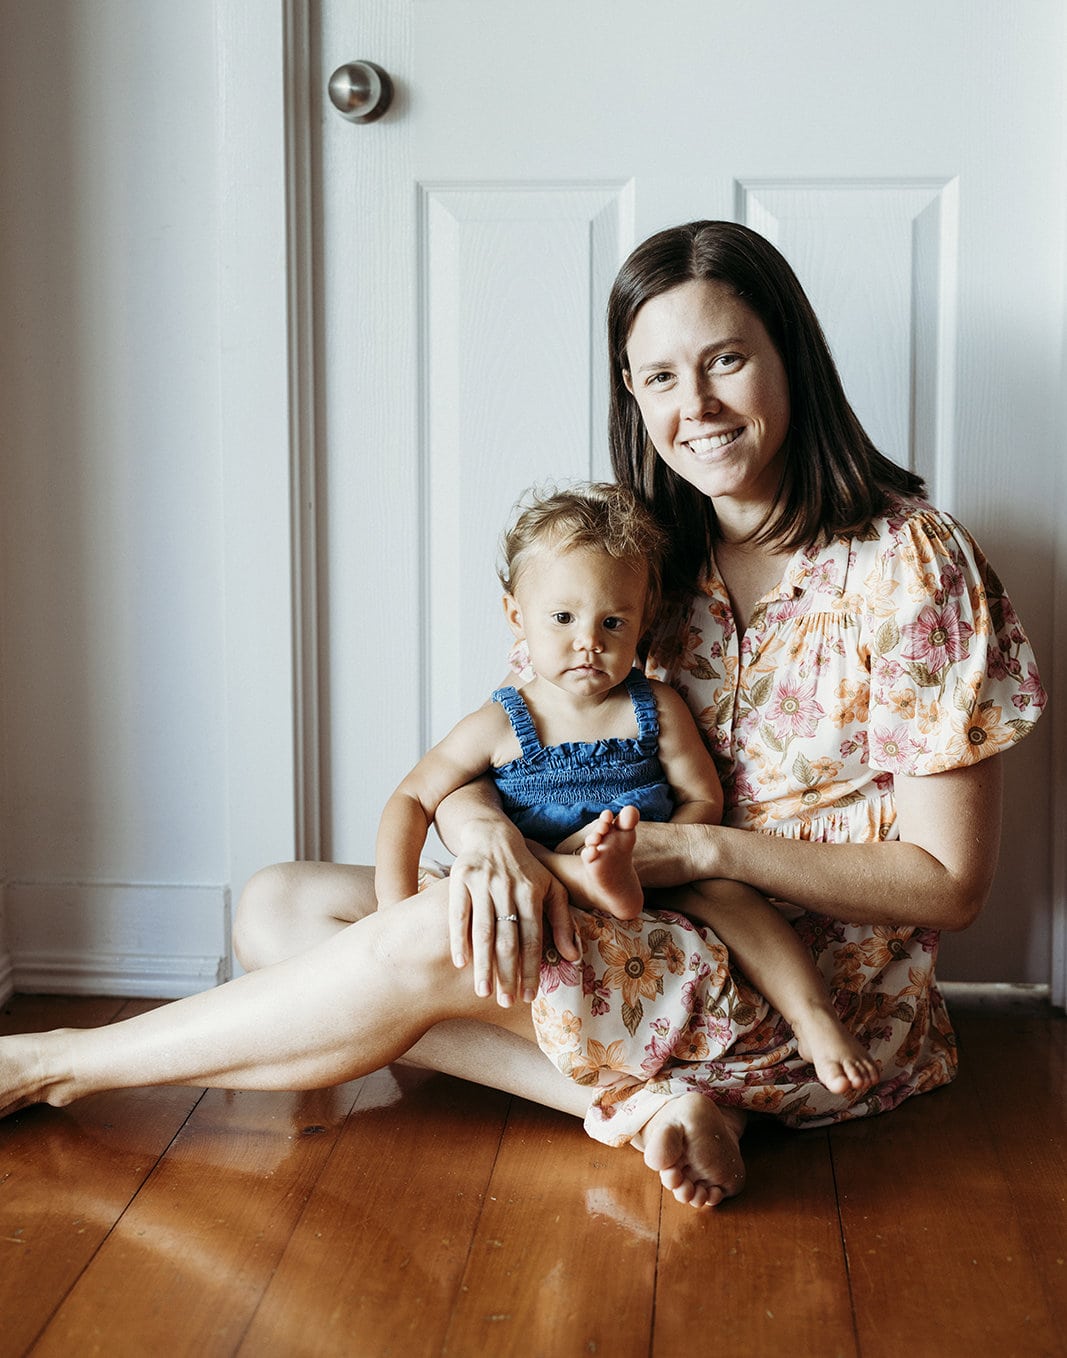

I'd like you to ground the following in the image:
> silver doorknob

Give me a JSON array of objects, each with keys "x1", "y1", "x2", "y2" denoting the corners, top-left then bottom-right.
[{"x1": 327, "y1": 61, "x2": 393, "y2": 123}]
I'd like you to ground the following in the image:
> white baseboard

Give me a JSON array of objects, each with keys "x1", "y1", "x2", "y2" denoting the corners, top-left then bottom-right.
[
  {"x1": 6, "y1": 880, "x2": 231, "y2": 999},
  {"x1": 939, "y1": 980, "x2": 1052, "y2": 1007}
]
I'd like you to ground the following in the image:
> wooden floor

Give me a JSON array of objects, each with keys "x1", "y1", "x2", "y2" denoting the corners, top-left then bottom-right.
[{"x1": 1, "y1": 992, "x2": 1064, "y2": 1358}]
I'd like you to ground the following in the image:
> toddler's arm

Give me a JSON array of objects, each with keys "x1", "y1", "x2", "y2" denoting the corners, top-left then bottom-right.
[
  {"x1": 374, "y1": 705, "x2": 504, "y2": 906},
  {"x1": 650, "y1": 680, "x2": 724, "y2": 827}
]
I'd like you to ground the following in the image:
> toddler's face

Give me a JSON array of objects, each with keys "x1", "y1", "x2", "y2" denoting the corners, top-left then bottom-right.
[{"x1": 503, "y1": 545, "x2": 649, "y2": 696}]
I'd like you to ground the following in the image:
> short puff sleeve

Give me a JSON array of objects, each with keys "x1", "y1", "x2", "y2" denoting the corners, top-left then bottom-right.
[{"x1": 863, "y1": 505, "x2": 1045, "y2": 776}]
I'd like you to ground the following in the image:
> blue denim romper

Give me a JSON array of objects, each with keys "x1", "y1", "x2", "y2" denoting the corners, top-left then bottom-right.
[{"x1": 489, "y1": 670, "x2": 674, "y2": 849}]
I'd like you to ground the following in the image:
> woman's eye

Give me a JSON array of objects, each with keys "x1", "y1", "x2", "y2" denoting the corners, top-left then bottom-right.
[
  {"x1": 713, "y1": 352, "x2": 743, "y2": 371},
  {"x1": 645, "y1": 371, "x2": 673, "y2": 387}
]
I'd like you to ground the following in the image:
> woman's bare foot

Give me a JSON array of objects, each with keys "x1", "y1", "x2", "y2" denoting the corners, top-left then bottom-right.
[
  {"x1": 0, "y1": 1032, "x2": 57, "y2": 1119},
  {"x1": 636, "y1": 1091, "x2": 746, "y2": 1209},
  {"x1": 791, "y1": 1004, "x2": 879, "y2": 1096},
  {"x1": 578, "y1": 806, "x2": 644, "y2": 920}
]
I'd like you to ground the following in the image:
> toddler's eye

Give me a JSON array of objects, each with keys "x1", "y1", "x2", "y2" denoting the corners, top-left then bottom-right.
[
  {"x1": 552, "y1": 612, "x2": 573, "y2": 625},
  {"x1": 603, "y1": 617, "x2": 625, "y2": 631}
]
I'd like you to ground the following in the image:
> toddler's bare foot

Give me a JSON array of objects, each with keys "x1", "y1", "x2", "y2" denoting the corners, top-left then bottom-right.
[
  {"x1": 792, "y1": 1004, "x2": 879, "y2": 1095},
  {"x1": 579, "y1": 806, "x2": 643, "y2": 920},
  {"x1": 636, "y1": 1091, "x2": 746, "y2": 1209}
]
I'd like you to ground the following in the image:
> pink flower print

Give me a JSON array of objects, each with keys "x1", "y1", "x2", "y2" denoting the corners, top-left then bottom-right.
[
  {"x1": 1011, "y1": 662, "x2": 1047, "y2": 712},
  {"x1": 901, "y1": 602, "x2": 973, "y2": 677},
  {"x1": 871, "y1": 653, "x2": 905, "y2": 688},
  {"x1": 870, "y1": 723, "x2": 925, "y2": 773},
  {"x1": 939, "y1": 560, "x2": 966, "y2": 598},
  {"x1": 767, "y1": 677, "x2": 825, "y2": 740},
  {"x1": 581, "y1": 963, "x2": 612, "y2": 1016},
  {"x1": 540, "y1": 947, "x2": 583, "y2": 994}
]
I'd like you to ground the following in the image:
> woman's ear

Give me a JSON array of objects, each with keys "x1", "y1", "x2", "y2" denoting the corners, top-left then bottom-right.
[
  {"x1": 503, "y1": 593, "x2": 524, "y2": 638},
  {"x1": 622, "y1": 368, "x2": 634, "y2": 395}
]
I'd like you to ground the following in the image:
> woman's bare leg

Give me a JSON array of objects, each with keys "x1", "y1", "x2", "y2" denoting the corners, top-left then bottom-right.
[
  {"x1": 234, "y1": 861, "x2": 590, "y2": 1116},
  {"x1": 233, "y1": 862, "x2": 377, "y2": 971},
  {"x1": 227, "y1": 862, "x2": 750, "y2": 1208},
  {"x1": 0, "y1": 882, "x2": 539, "y2": 1117}
]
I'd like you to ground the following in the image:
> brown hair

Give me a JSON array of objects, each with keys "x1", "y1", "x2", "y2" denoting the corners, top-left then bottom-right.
[
  {"x1": 499, "y1": 481, "x2": 667, "y2": 624},
  {"x1": 607, "y1": 220, "x2": 926, "y2": 593}
]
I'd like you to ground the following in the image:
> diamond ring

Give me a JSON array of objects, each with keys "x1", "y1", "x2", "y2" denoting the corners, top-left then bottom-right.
[{"x1": 495, "y1": 914, "x2": 520, "y2": 923}]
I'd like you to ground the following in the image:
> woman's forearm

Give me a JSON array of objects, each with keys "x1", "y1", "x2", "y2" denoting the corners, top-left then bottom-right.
[
  {"x1": 635, "y1": 760, "x2": 1002, "y2": 932},
  {"x1": 637, "y1": 760, "x2": 1003, "y2": 933},
  {"x1": 637, "y1": 824, "x2": 980, "y2": 930}
]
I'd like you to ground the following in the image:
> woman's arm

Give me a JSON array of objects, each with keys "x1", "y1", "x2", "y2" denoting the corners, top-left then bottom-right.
[
  {"x1": 630, "y1": 756, "x2": 1004, "y2": 932},
  {"x1": 434, "y1": 778, "x2": 579, "y2": 1005}
]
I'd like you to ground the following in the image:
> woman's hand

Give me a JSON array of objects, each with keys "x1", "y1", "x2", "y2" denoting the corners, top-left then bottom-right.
[
  {"x1": 436, "y1": 777, "x2": 580, "y2": 1006},
  {"x1": 448, "y1": 816, "x2": 577, "y2": 1005}
]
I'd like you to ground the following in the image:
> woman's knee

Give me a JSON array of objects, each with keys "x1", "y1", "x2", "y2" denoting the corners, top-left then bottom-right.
[
  {"x1": 233, "y1": 861, "x2": 379, "y2": 971},
  {"x1": 233, "y1": 863, "x2": 294, "y2": 971}
]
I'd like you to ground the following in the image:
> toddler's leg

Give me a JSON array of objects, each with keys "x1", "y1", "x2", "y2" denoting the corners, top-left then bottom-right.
[
  {"x1": 529, "y1": 807, "x2": 644, "y2": 919},
  {"x1": 679, "y1": 880, "x2": 879, "y2": 1096}
]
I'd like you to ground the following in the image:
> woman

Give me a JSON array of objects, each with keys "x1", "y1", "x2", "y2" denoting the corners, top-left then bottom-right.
[{"x1": 0, "y1": 223, "x2": 1045, "y2": 1210}]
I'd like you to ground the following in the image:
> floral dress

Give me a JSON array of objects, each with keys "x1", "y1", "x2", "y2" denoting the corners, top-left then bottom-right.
[{"x1": 529, "y1": 499, "x2": 1046, "y2": 1145}]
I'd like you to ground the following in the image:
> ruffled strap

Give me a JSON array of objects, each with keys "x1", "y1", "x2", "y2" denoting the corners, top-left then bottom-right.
[
  {"x1": 491, "y1": 686, "x2": 543, "y2": 758},
  {"x1": 625, "y1": 670, "x2": 660, "y2": 752}
]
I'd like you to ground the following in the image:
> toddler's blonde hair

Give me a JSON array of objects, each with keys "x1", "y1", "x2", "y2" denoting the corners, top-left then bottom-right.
[{"x1": 498, "y1": 482, "x2": 667, "y2": 625}]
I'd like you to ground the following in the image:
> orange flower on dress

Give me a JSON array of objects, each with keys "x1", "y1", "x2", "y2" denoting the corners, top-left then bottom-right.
[
  {"x1": 887, "y1": 687, "x2": 917, "y2": 720},
  {"x1": 599, "y1": 934, "x2": 664, "y2": 1007},
  {"x1": 566, "y1": 1038, "x2": 633, "y2": 1086},
  {"x1": 934, "y1": 699, "x2": 1015, "y2": 769},
  {"x1": 916, "y1": 698, "x2": 942, "y2": 735},
  {"x1": 832, "y1": 677, "x2": 869, "y2": 727},
  {"x1": 530, "y1": 998, "x2": 582, "y2": 1053},
  {"x1": 861, "y1": 569, "x2": 899, "y2": 618},
  {"x1": 859, "y1": 926, "x2": 915, "y2": 970}
]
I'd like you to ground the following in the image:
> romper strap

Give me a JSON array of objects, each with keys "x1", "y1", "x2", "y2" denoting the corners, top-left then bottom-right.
[
  {"x1": 625, "y1": 670, "x2": 660, "y2": 751},
  {"x1": 491, "y1": 686, "x2": 543, "y2": 758}
]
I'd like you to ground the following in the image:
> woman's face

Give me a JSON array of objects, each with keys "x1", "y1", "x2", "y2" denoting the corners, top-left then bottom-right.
[{"x1": 622, "y1": 278, "x2": 791, "y2": 521}]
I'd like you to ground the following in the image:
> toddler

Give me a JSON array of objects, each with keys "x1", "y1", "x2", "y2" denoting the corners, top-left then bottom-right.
[{"x1": 375, "y1": 483, "x2": 877, "y2": 1097}]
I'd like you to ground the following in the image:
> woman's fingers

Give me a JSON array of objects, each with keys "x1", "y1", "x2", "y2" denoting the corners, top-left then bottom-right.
[
  {"x1": 543, "y1": 875, "x2": 579, "y2": 963},
  {"x1": 447, "y1": 873, "x2": 473, "y2": 970},
  {"x1": 444, "y1": 836, "x2": 578, "y2": 1006}
]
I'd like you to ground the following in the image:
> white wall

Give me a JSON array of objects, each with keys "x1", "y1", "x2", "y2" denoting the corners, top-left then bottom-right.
[{"x1": 0, "y1": 1, "x2": 233, "y2": 994}]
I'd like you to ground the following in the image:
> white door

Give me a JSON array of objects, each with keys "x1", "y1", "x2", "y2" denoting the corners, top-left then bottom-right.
[{"x1": 310, "y1": 0, "x2": 1064, "y2": 987}]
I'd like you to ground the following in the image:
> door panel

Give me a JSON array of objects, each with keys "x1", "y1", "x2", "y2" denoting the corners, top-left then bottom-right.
[{"x1": 316, "y1": 0, "x2": 1063, "y2": 984}]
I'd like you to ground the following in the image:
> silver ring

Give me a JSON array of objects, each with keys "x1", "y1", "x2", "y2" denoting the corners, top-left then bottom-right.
[{"x1": 495, "y1": 914, "x2": 520, "y2": 923}]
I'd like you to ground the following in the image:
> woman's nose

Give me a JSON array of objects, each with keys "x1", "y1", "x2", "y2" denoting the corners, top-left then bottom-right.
[{"x1": 682, "y1": 375, "x2": 721, "y2": 419}]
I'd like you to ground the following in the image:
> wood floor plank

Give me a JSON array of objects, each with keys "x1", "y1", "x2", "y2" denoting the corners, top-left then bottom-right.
[
  {"x1": 953, "y1": 1000, "x2": 1067, "y2": 1334},
  {"x1": 0, "y1": 998, "x2": 203, "y2": 1358},
  {"x1": 236, "y1": 1067, "x2": 513, "y2": 1358},
  {"x1": 652, "y1": 1120, "x2": 857, "y2": 1358},
  {"x1": 28, "y1": 1079, "x2": 365, "y2": 1358},
  {"x1": 832, "y1": 1050, "x2": 1062, "y2": 1358},
  {"x1": 0, "y1": 993, "x2": 130, "y2": 1036},
  {"x1": 443, "y1": 1100, "x2": 661, "y2": 1358}
]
